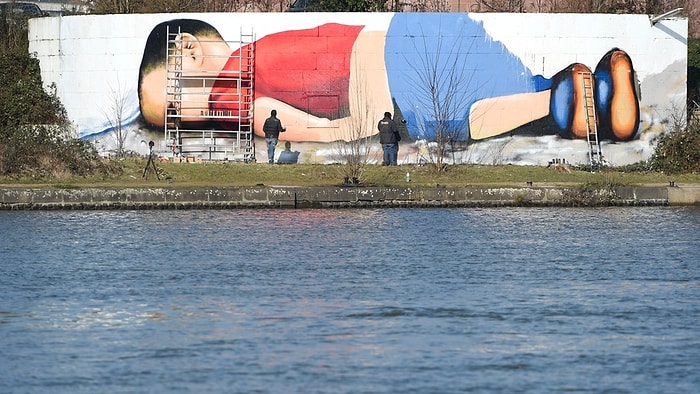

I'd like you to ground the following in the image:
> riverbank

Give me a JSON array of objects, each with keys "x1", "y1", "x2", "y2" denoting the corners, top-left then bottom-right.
[
  {"x1": 3, "y1": 161, "x2": 699, "y2": 209},
  {"x1": 2, "y1": 184, "x2": 699, "y2": 209}
]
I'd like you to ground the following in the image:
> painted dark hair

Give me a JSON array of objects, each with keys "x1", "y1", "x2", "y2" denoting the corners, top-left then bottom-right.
[{"x1": 137, "y1": 19, "x2": 223, "y2": 115}]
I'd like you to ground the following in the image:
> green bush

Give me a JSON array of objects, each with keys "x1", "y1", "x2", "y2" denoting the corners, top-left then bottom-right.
[
  {"x1": 0, "y1": 50, "x2": 120, "y2": 178},
  {"x1": 649, "y1": 114, "x2": 700, "y2": 174}
]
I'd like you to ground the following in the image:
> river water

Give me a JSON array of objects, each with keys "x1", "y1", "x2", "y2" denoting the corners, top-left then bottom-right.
[{"x1": 1, "y1": 207, "x2": 699, "y2": 393}]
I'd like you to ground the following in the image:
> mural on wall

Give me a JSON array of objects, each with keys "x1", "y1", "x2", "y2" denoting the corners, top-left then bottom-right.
[
  {"x1": 138, "y1": 20, "x2": 367, "y2": 143},
  {"x1": 28, "y1": 12, "x2": 687, "y2": 165},
  {"x1": 385, "y1": 14, "x2": 642, "y2": 144}
]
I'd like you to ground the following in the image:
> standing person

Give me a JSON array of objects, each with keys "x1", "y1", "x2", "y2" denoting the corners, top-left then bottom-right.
[
  {"x1": 263, "y1": 109, "x2": 285, "y2": 164},
  {"x1": 378, "y1": 112, "x2": 400, "y2": 166}
]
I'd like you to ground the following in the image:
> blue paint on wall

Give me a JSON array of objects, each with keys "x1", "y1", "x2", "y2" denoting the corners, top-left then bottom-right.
[{"x1": 385, "y1": 14, "x2": 545, "y2": 141}]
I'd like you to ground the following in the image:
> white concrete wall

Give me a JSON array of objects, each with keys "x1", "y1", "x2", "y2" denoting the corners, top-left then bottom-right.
[{"x1": 28, "y1": 12, "x2": 687, "y2": 166}]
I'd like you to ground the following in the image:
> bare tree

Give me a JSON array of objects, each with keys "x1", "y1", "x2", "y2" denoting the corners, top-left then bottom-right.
[
  {"x1": 688, "y1": 0, "x2": 700, "y2": 39},
  {"x1": 88, "y1": 0, "x2": 145, "y2": 13},
  {"x1": 193, "y1": 0, "x2": 283, "y2": 12},
  {"x1": 474, "y1": 0, "x2": 683, "y2": 13},
  {"x1": 101, "y1": 80, "x2": 131, "y2": 157},
  {"x1": 540, "y1": 0, "x2": 652, "y2": 13},
  {"x1": 476, "y1": 0, "x2": 525, "y2": 12},
  {"x1": 402, "y1": 24, "x2": 476, "y2": 171},
  {"x1": 407, "y1": 0, "x2": 452, "y2": 12},
  {"x1": 249, "y1": 0, "x2": 289, "y2": 12},
  {"x1": 332, "y1": 63, "x2": 378, "y2": 183},
  {"x1": 86, "y1": 0, "x2": 280, "y2": 13},
  {"x1": 0, "y1": 4, "x2": 30, "y2": 52}
]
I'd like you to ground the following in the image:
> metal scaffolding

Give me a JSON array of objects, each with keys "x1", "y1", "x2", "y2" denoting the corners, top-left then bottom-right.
[{"x1": 164, "y1": 26, "x2": 255, "y2": 162}]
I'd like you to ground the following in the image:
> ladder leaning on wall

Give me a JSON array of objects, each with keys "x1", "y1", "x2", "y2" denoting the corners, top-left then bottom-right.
[
  {"x1": 164, "y1": 26, "x2": 256, "y2": 162},
  {"x1": 579, "y1": 72, "x2": 603, "y2": 172}
]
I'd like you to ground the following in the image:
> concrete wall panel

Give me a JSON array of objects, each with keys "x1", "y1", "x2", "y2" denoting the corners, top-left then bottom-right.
[{"x1": 28, "y1": 12, "x2": 687, "y2": 166}]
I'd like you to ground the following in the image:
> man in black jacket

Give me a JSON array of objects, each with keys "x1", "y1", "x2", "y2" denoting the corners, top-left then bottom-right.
[
  {"x1": 262, "y1": 109, "x2": 286, "y2": 164},
  {"x1": 378, "y1": 112, "x2": 400, "y2": 165}
]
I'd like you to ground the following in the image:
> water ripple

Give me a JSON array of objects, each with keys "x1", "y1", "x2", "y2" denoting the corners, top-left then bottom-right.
[{"x1": 1, "y1": 207, "x2": 699, "y2": 393}]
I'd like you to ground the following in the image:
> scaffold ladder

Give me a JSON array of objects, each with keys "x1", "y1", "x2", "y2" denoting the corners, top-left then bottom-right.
[
  {"x1": 580, "y1": 72, "x2": 603, "y2": 172},
  {"x1": 164, "y1": 27, "x2": 183, "y2": 157}
]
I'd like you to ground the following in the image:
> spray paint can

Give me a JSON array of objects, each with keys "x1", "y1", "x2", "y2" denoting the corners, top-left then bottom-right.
[{"x1": 406, "y1": 172, "x2": 410, "y2": 182}]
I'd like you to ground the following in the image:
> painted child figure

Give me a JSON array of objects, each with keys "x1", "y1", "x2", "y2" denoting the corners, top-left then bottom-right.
[{"x1": 138, "y1": 15, "x2": 639, "y2": 145}]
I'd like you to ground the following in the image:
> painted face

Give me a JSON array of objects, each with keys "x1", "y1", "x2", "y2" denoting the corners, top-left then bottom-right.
[
  {"x1": 140, "y1": 68, "x2": 217, "y2": 127},
  {"x1": 140, "y1": 33, "x2": 226, "y2": 127}
]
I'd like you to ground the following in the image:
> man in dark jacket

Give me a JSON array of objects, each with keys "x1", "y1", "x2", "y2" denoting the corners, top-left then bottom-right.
[
  {"x1": 378, "y1": 112, "x2": 400, "y2": 165},
  {"x1": 262, "y1": 109, "x2": 286, "y2": 163}
]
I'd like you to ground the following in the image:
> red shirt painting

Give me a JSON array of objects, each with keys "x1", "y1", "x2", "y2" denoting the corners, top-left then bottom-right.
[{"x1": 209, "y1": 23, "x2": 363, "y2": 124}]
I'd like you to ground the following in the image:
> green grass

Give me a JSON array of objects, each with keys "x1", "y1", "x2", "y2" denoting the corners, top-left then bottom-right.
[{"x1": 1, "y1": 158, "x2": 698, "y2": 188}]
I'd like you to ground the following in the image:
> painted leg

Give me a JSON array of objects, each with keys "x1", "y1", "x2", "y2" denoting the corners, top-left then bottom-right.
[
  {"x1": 594, "y1": 48, "x2": 640, "y2": 141},
  {"x1": 266, "y1": 138, "x2": 277, "y2": 163},
  {"x1": 549, "y1": 63, "x2": 593, "y2": 139}
]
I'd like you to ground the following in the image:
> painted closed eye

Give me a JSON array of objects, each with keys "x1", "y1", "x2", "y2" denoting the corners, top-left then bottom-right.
[{"x1": 184, "y1": 41, "x2": 197, "y2": 62}]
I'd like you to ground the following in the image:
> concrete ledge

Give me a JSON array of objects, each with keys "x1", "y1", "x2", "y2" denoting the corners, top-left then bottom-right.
[
  {"x1": 1, "y1": 185, "x2": 697, "y2": 210},
  {"x1": 668, "y1": 186, "x2": 700, "y2": 205}
]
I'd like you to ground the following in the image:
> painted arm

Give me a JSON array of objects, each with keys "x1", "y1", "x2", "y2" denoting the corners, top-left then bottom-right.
[{"x1": 468, "y1": 90, "x2": 551, "y2": 140}]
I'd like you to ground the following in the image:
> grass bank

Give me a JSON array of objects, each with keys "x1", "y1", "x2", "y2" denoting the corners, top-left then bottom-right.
[{"x1": 2, "y1": 158, "x2": 698, "y2": 189}]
